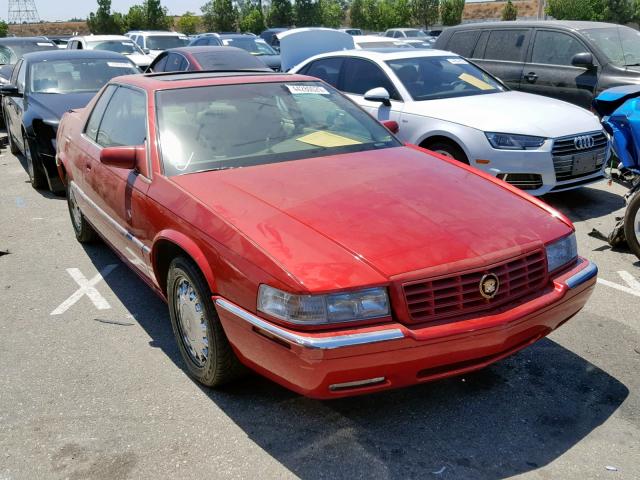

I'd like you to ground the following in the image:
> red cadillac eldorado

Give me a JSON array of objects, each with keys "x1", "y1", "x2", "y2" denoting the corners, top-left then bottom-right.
[{"x1": 55, "y1": 71, "x2": 597, "y2": 399}]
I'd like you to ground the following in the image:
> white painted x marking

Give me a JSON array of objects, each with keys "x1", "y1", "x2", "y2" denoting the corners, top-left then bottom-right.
[{"x1": 50, "y1": 265, "x2": 118, "y2": 316}]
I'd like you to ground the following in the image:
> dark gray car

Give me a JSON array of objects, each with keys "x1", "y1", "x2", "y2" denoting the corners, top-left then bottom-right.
[{"x1": 436, "y1": 21, "x2": 640, "y2": 109}]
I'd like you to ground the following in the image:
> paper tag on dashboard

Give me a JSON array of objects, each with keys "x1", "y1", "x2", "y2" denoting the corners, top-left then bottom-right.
[
  {"x1": 447, "y1": 58, "x2": 468, "y2": 64},
  {"x1": 37, "y1": 42, "x2": 53, "y2": 46},
  {"x1": 286, "y1": 85, "x2": 330, "y2": 95},
  {"x1": 107, "y1": 62, "x2": 132, "y2": 68}
]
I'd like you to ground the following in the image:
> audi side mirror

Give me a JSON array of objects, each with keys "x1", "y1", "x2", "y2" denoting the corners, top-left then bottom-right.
[
  {"x1": 572, "y1": 52, "x2": 594, "y2": 69},
  {"x1": 0, "y1": 84, "x2": 21, "y2": 97},
  {"x1": 100, "y1": 145, "x2": 144, "y2": 169},
  {"x1": 364, "y1": 87, "x2": 391, "y2": 106}
]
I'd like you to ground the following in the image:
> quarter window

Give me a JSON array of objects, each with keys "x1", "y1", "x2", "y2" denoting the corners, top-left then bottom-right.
[
  {"x1": 95, "y1": 87, "x2": 147, "y2": 148},
  {"x1": 531, "y1": 30, "x2": 589, "y2": 66},
  {"x1": 484, "y1": 29, "x2": 529, "y2": 62},
  {"x1": 305, "y1": 57, "x2": 343, "y2": 88},
  {"x1": 152, "y1": 53, "x2": 169, "y2": 72},
  {"x1": 447, "y1": 31, "x2": 480, "y2": 58},
  {"x1": 342, "y1": 58, "x2": 399, "y2": 100},
  {"x1": 85, "y1": 85, "x2": 117, "y2": 142},
  {"x1": 165, "y1": 53, "x2": 186, "y2": 72}
]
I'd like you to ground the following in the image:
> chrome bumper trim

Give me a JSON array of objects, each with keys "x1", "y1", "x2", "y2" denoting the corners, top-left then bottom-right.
[
  {"x1": 215, "y1": 298, "x2": 405, "y2": 350},
  {"x1": 565, "y1": 259, "x2": 598, "y2": 289}
]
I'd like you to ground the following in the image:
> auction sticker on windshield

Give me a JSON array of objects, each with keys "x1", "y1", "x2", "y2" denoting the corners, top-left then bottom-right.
[
  {"x1": 286, "y1": 85, "x2": 330, "y2": 95},
  {"x1": 458, "y1": 73, "x2": 494, "y2": 90},
  {"x1": 107, "y1": 62, "x2": 134, "y2": 68},
  {"x1": 447, "y1": 58, "x2": 468, "y2": 64}
]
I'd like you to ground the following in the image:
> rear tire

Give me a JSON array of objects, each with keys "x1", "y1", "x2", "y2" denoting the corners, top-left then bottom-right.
[
  {"x1": 423, "y1": 140, "x2": 469, "y2": 164},
  {"x1": 167, "y1": 256, "x2": 245, "y2": 387},
  {"x1": 67, "y1": 184, "x2": 97, "y2": 243},
  {"x1": 624, "y1": 190, "x2": 640, "y2": 260},
  {"x1": 23, "y1": 133, "x2": 47, "y2": 189},
  {"x1": 5, "y1": 115, "x2": 19, "y2": 155}
]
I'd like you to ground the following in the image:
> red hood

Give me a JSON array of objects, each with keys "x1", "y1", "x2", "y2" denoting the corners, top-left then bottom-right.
[{"x1": 171, "y1": 147, "x2": 571, "y2": 290}]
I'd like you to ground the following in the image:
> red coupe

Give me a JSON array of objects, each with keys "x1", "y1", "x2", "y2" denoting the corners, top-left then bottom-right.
[{"x1": 56, "y1": 71, "x2": 597, "y2": 399}]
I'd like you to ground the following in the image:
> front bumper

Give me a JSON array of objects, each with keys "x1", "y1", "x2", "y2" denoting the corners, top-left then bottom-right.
[{"x1": 215, "y1": 258, "x2": 597, "y2": 399}]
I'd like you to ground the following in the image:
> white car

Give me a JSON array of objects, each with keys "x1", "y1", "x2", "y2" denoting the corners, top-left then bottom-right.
[
  {"x1": 67, "y1": 35, "x2": 153, "y2": 69},
  {"x1": 291, "y1": 48, "x2": 609, "y2": 195},
  {"x1": 352, "y1": 35, "x2": 413, "y2": 50},
  {"x1": 125, "y1": 31, "x2": 190, "y2": 58}
]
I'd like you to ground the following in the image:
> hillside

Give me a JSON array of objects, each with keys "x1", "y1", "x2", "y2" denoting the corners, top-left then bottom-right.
[
  {"x1": 8, "y1": 21, "x2": 90, "y2": 36},
  {"x1": 464, "y1": 0, "x2": 540, "y2": 21}
]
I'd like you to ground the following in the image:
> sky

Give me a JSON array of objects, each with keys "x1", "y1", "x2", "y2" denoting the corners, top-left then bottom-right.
[{"x1": 1, "y1": 0, "x2": 208, "y2": 22}]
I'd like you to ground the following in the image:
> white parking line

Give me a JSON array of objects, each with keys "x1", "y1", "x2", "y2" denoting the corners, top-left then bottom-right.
[
  {"x1": 50, "y1": 265, "x2": 118, "y2": 315},
  {"x1": 597, "y1": 270, "x2": 640, "y2": 298}
]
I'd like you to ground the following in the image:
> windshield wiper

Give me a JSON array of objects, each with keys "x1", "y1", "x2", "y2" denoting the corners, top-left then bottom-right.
[{"x1": 626, "y1": 63, "x2": 640, "y2": 66}]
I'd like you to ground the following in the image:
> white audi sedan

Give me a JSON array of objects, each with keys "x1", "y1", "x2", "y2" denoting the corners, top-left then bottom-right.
[{"x1": 290, "y1": 48, "x2": 609, "y2": 195}]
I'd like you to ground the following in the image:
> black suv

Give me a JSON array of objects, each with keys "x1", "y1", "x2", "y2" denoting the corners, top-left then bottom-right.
[{"x1": 436, "y1": 21, "x2": 640, "y2": 109}]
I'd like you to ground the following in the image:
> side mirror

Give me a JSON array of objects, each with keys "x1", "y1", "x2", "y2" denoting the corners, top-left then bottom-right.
[
  {"x1": 143, "y1": 48, "x2": 150, "y2": 54},
  {"x1": 572, "y1": 52, "x2": 594, "y2": 68},
  {"x1": 381, "y1": 120, "x2": 399, "y2": 134},
  {"x1": 0, "y1": 84, "x2": 21, "y2": 97},
  {"x1": 100, "y1": 145, "x2": 144, "y2": 169},
  {"x1": 364, "y1": 87, "x2": 391, "y2": 106}
]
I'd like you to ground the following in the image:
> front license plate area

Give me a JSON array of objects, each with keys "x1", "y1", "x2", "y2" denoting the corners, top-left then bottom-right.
[{"x1": 572, "y1": 152, "x2": 598, "y2": 175}]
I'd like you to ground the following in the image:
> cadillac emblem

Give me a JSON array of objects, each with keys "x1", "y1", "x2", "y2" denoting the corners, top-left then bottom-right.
[{"x1": 479, "y1": 273, "x2": 500, "y2": 299}]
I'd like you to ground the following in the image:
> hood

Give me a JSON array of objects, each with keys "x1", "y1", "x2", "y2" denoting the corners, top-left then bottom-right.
[
  {"x1": 28, "y1": 92, "x2": 96, "y2": 122},
  {"x1": 403, "y1": 91, "x2": 602, "y2": 137},
  {"x1": 279, "y1": 28, "x2": 354, "y2": 71},
  {"x1": 171, "y1": 147, "x2": 570, "y2": 290},
  {"x1": 256, "y1": 54, "x2": 281, "y2": 70}
]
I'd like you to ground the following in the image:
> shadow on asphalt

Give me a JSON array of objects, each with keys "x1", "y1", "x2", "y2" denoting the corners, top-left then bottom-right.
[
  {"x1": 81, "y1": 242, "x2": 629, "y2": 480},
  {"x1": 542, "y1": 185, "x2": 624, "y2": 222}
]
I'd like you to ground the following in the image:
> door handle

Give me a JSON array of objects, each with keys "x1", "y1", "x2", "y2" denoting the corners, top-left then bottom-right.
[
  {"x1": 523, "y1": 72, "x2": 538, "y2": 83},
  {"x1": 85, "y1": 162, "x2": 92, "y2": 170}
]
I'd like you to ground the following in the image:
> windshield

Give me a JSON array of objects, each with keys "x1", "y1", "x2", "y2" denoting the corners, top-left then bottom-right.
[
  {"x1": 221, "y1": 38, "x2": 277, "y2": 56},
  {"x1": 405, "y1": 30, "x2": 426, "y2": 38},
  {"x1": 146, "y1": 36, "x2": 189, "y2": 50},
  {"x1": 386, "y1": 56, "x2": 505, "y2": 101},
  {"x1": 29, "y1": 58, "x2": 139, "y2": 94},
  {"x1": 0, "y1": 46, "x2": 16, "y2": 65},
  {"x1": 358, "y1": 40, "x2": 412, "y2": 49},
  {"x1": 88, "y1": 40, "x2": 144, "y2": 56},
  {"x1": 0, "y1": 41, "x2": 56, "y2": 63},
  {"x1": 157, "y1": 81, "x2": 399, "y2": 176},
  {"x1": 583, "y1": 26, "x2": 640, "y2": 67}
]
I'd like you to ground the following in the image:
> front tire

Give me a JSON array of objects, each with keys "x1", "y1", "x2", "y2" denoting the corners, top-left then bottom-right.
[
  {"x1": 624, "y1": 190, "x2": 640, "y2": 260},
  {"x1": 23, "y1": 133, "x2": 47, "y2": 189},
  {"x1": 67, "y1": 184, "x2": 97, "y2": 243},
  {"x1": 167, "y1": 256, "x2": 244, "y2": 387},
  {"x1": 5, "y1": 114, "x2": 19, "y2": 155},
  {"x1": 423, "y1": 140, "x2": 469, "y2": 164}
]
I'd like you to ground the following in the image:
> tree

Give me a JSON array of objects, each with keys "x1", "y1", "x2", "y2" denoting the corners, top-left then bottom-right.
[
  {"x1": 268, "y1": 0, "x2": 294, "y2": 26},
  {"x1": 413, "y1": 0, "x2": 439, "y2": 30},
  {"x1": 319, "y1": 0, "x2": 344, "y2": 27},
  {"x1": 295, "y1": 0, "x2": 319, "y2": 26},
  {"x1": 501, "y1": 0, "x2": 518, "y2": 21},
  {"x1": 0, "y1": 21, "x2": 7, "y2": 38},
  {"x1": 88, "y1": 0, "x2": 124, "y2": 34},
  {"x1": 546, "y1": 0, "x2": 603, "y2": 21},
  {"x1": 143, "y1": 0, "x2": 172, "y2": 30},
  {"x1": 125, "y1": 5, "x2": 146, "y2": 30},
  {"x1": 603, "y1": 0, "x2": 633, "y2": 23},
  {"x1": 239, "y1": 6, "x2": 266, "y2": 33},
  {"x1": 440, "y1": 0, "x2": 464, "y2": 26},
  {"x1": 202, "y1": 0, "x2": 238, "y2": 31},
  {"x1": 178, "y1": 11, "x2": 200, "y2": 34}
]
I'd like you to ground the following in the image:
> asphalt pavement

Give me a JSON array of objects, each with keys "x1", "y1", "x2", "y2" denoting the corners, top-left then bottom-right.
[{"x1": 0, "y1": 141, "x2": 638, "y2": 480}]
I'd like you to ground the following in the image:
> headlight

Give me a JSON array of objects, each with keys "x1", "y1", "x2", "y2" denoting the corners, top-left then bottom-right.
[
  {"x1": 257, "y1": 285, "x2": 390, "y2": 325},
  {"x1": 546, "y1": 233, "x2": 578, "y2": 273},
  {"x1": 486, "y1": 132, "x2": 546, "y2": 150}
]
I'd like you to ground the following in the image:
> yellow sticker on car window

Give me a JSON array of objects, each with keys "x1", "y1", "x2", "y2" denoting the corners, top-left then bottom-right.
[
  {"x1": 458, "y1": 73, "x2": 494, "y2": 91},
  {"x1": 297, "y1": 131, "x2": 362, "y2": 148}
]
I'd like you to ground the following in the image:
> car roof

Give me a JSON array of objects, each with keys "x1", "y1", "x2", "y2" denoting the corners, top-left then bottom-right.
[
  {"x1": 127, "y1": 31, "x2": 184, "y2": 36},
  {"x1": 443, "y1": 20, "x2": 620, "y2": 32},
  {"x1": 71, "y1": 35, "x2": 132, "y2": 41},
  {"x1": 113, "y1": 71, "x2": 311, "y2": 91},
  {"x1": 22, "y1": 49, "x2": 134, "y2": 62},
  {"x1": 307, "y1": 48, "x2": 455, "y2": 61},
  {"x1": 163, "y1": 46, "x2": 247, "y2": 55},
  {"x1": 0, "y1": 37, "x2": 54, "y2": 45},
  {"x1": 218, "y1": 34, "x2": 254, "y2": 39}
]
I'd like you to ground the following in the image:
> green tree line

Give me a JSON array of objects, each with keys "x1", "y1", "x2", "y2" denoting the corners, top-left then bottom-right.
[{"x1": 547, "y1": 0, "x2": 640, "y2": 23}]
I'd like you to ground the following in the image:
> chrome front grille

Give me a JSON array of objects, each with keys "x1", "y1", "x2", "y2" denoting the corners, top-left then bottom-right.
[{"x1": 552, "y1": 131, "x2": 608, "y2": 181}]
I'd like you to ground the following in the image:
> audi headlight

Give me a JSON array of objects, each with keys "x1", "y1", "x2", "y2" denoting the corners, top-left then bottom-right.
[
  {"x1": 486, "y1": 132, "x2": 546, "y2": 150},
  {"x1": 257, "y1": 285, "x2": 390, "y2": 325},
  {"x1": 546, "y1": 233, "x2": 578, "y2": 273}
]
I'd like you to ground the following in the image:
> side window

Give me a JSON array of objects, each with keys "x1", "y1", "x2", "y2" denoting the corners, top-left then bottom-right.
[
  {"x1": 135, "y1": 36, "x2": 144, "y2": 48},
  {"x1": 193, "y1": 38, "x2": 206, "y2": 46},
  {"x1": 95, "y1": 87, "x2": 147, "y2": 148},
  {"x1": 305, "y1": 57, "x2": 343, "y2": 88},
  {"x1": 165, "y1": 53, "x2": 185, "y2": 72},
  {"x1": 393, "y1": 31, "x2": 402, "y2": 39},
  {"x1": 84, "y1": 85, "x2": 117, "y2": 142},
  {"x1": 77, "y1": 41, "x2": 83, "y2": 50},
  {"x1": 531, "y1": 30, "x2": 589, "y2": 66},
  {"x1": 16, "y1": 61, "x2": 26, "y2": 92},
  {"x1": 473, "y1": 31, "x2": 490, "y2": 58},
  {"x1": 484, "y1": 29, "x2": 529, "y2": 62},
  {"x1": 385, "y1": 31, "x2": 393, "y2": 38},
  {"x1": 447, "y1": 31, "x2": 480, "y2": 58},
  {"x1": 342, "y1": 58, "x2": 399, "y2": 100},
  {"x1": 152, "y1": 53, "x2": 168, "y2": 72}
]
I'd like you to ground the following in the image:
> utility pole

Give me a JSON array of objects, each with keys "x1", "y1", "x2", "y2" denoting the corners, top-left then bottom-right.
[{"x1": 537, "y1": 0, "x2": 546, "y2": 20}]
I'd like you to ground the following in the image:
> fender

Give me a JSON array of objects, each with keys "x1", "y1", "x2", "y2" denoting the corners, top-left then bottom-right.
[
  {"x1": 408, "y1": 144, "x2": 574, "y2": 230},
  {"x1": 151, "y1": 229, "x2": 218, "y2": 293}
]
